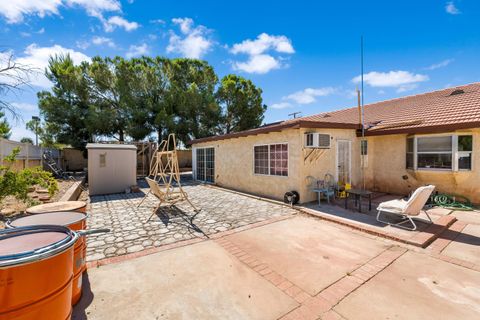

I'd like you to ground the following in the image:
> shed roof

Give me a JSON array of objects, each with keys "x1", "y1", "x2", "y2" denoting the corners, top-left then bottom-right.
[
  {"x1": 191, "y1": 82, "x2": 480, "y2": 144},
  {"x1": 86, "y1": 143, "x2": 137, "y2": 150}
]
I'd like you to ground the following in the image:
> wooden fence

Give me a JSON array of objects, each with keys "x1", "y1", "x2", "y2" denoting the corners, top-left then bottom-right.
[{"x1": 0, "y1": 138, "x2": 61, "y2": 170}]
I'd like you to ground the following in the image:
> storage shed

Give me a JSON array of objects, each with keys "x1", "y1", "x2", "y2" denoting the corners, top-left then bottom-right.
[{"x1": 86, "y1": 144, "x2": 137, "y2": 195}]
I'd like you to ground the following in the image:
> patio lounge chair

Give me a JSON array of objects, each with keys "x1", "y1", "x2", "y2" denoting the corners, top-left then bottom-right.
[{"x1": 376, "y1": 185, "x2": 435, "y2": 231}]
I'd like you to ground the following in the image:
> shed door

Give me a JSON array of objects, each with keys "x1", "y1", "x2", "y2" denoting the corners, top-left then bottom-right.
[
  {"x1": 196, "y1": 147, "x2": 215, "y2": 183},
  {"x1": 336, "y1": 140, "x2": 351, "y2": 184}
]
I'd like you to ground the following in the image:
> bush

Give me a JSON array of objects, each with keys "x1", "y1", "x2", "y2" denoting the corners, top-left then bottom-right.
[{"x1": 0, "y1": 148, "x2": 58, "y2": 205}]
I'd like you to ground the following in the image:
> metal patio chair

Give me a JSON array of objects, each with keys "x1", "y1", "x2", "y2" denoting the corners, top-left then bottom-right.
[{"x1": 376, "y1": 185, "x2": 435, "y2": 231}]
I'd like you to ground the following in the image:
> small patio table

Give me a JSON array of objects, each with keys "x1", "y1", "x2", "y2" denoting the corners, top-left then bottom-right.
[{"x1": 345, "y1": 189, "x2": 373, "y2": 213}]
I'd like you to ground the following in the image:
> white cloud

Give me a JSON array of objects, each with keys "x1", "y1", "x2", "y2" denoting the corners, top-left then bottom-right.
[
  {"x1": 167, "y1": 18, "x2": 213, "y2": 59},
  {"x1": 13, "y1": 43, "x2": 90, "y2": 88},
  {"x1": 66, "y1": 0, "x2": 120, "y2": 18},
  {"x1": 149, "y1": 19, "x2": 165, "y2": 25},
  {"x1": 270, "y1": 102, "x2": 292, "y2": 109},
  {"x1": 0, "y1": 0, "x2": 121, "y2": 24},
  {"x1": 231, "y1": 33, "x2": 294, "y2": 56},
  {"x1": 92, "y1": 36, "x2": 115, "y2": 47},
  {"x1": 230, "y1": 33, "x2": 294, "y2": 74},
  {"x1": 424, "y1": 58, "x2": 454, "y2": 70},
  {"x1": 76, "y1": 36, "x2": 116, "y2": 49},
  {"x1": 285, "y1": 87, "x2": 336, "y2": 104},
  {"x1": 352, "y1": 70, "x2": 429, "y2": 92},
  {"x1": 103, "y1": 15, "x2": 139, "y2": 32},
  {"x1": 0, "y1": 0, "x2": 61, "y2": 23},
  {"x1": 445, "y1": 2, "x2": 461, "y2": 15},
  {"x1": 232, "y1": 54, "x2": 281, "y2": 74},
  {"x1": 270, "y1": 87, "x2": 336, "y2": 110},
  {"x1": 126, "y1": 43, "x2": 149, "y2": 58}
]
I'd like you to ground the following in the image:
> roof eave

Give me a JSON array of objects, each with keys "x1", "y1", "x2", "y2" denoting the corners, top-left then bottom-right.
[
  {"x1": 189, "y1": 121, "x2": 360, "y2": 145},
  {"x1": 361, "y1": 122, "x2": 480, "y2": 137}
]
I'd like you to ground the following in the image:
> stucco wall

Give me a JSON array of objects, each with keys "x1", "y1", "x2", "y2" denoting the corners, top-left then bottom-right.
[
  {"x1": 193, "y1": 127, "x2": 479, "y2": 204},
  {"x1": 364, "y1": 129, "x2": 480, "y2": 204},
  {"x1": 193, "y1": 128, "x2": 362, "y2": 204},
  {"x1": 193, "y1": 129, "x2": 303, "y2": 202},
  {"x1": 299, "y1": 128, "x2": 362, "y2": 203}
]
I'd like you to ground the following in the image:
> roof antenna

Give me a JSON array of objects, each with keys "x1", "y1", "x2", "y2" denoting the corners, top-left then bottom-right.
[{"x1": 288, "y1": 111, "x2": 302, "y2": 119}]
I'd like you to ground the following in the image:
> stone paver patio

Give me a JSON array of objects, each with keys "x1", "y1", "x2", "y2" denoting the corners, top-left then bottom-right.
[{"x1": 85, "y1": 178, "x2": 297, "y2": 261}]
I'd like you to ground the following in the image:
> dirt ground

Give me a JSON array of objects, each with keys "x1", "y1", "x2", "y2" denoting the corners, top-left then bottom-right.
[{"x1": 0, "y1": 179, "x2": 76, "y2": 229}]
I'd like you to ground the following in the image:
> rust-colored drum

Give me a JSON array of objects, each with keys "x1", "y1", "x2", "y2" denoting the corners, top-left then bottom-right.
[
  {"x1": 0, "y1": 226, "x2": 78, "y2": 320},
  {"x1": 26, "y1": 201, "x2": 87, "y2": 215},
  {"x1": 7, "y1": 212, "x2": 88, "y2": 305}
]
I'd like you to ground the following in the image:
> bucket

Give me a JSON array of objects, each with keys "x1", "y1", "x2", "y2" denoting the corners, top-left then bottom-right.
[
  {"x1": 0, "y1": 225, "x2": 78, "y2": 320},
  {"x1": 7, "y1": 212, "x2": 88, "y2": 305},
  {"x1": 26, "y1": 201, "x2": 87, "y2": 215}
]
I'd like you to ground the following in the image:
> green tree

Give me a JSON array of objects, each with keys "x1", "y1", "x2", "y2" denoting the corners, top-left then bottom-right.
[
  {"x1": 20, "y1": 137, "x2": 34, "y2": 144},
  {"x1": 168, "y1": 58, "x2": 220, "y2": 143},
  {"x1": 38, "y1": 55, "x2": 92, "y2": 149},
  {"x1": 216, "y1": 74, "x2": 267, "y2": 134},
  {"x1": 0, "y1": 111, "x2": 11, "y2": 139},
  {"x1": 26, "y1": 118, "x2": 59, "y2": 147}
]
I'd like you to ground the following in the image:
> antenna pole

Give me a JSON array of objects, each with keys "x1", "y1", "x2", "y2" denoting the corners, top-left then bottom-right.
[
  {"x1": 288, "y1": 111, "x2": 302, "y2": 119},
  {"x1": 360, "y1": 36, "x2": 366, "y2": 190}
]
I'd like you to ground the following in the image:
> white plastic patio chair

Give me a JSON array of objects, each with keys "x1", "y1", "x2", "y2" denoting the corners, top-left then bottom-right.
[{"x1": 376, "y1": 185, "x2": 435, "y2": 231}]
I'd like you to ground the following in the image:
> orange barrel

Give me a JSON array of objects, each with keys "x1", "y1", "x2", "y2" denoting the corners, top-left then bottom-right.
[
  {"x1": 6, "y1": 212, "x2": 88, "y2": 306},
  {"x1": 26, "y1": 201, "x2": 87, "y2": 215},
  {"x1": 0, "y1": 225, "x2": 78, "y2": 320}
]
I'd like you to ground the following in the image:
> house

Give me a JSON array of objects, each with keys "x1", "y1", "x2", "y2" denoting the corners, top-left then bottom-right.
[{"x1": 190, "y1": 83, "x2": 480, "y2": 204}]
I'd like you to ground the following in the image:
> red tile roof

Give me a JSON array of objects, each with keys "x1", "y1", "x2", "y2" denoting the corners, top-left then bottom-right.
[{"x1": 191, "y1": 82, "x2": 480, "y2": 144}]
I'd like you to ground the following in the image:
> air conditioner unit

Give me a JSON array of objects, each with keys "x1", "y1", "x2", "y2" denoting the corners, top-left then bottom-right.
[{"x1": 304, "y1": 133, "x2": 331, "y2": 149}]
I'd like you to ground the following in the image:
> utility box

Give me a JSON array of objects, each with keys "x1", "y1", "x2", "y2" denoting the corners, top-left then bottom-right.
[{"x1": 86, "y1": 144, "x2": 137, "y2": 195}]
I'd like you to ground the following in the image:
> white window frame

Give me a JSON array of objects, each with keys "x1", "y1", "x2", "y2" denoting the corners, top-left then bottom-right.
[
  {"x1": 253, "y1": 143, "x2": 289, "y2": 177},
  {"x1": 406, "y1": 134, "x2": 473, "y2": 172},
  {"x1": 193, "y1": 146, "x2": 215, "y2": 183}
]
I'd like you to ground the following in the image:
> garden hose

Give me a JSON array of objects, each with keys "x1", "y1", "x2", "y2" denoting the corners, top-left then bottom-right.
[{"x1": 432, "y1": 193, "x2": 474, "y2": 211}]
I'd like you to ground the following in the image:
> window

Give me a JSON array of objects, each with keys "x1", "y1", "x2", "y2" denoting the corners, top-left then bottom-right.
[
  {"x1": 406, "y1": 135, "x2": 473, "y2": 171},
  {"x1": 305, "y1": 133, "x2": 314, "y2": 147},
  {"x1": 458, "y1": 135, "x2": 473, "y2": 170},
  {"x1": 406, "y1": 138, "x2": 414, "y2": 169},
  {"x1": 417, "y1": 136, "x2": 452, "y2": 169},
  {"x1": 196, "y1": 147, "x2": 215, "y2": 182},
  {"x1": 254, "y1": 143, "x2": 288, "y2": 176}
]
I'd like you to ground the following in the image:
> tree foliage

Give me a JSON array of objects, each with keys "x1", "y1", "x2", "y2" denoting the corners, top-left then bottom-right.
[
  {"x1": 0, "y1": 111, "x2": 11, "y2": 139},
  {"x1": 26, "y1": 118, "x2": 59, "y2": 147},
  {"x1": 38, "y1": 54, "x2": 267, "y2": 148},
  {"x1": 20, "y1": 137, "x2": 33, "y2": 144},
  {"x1": 0, "y1": 148, "x2": 58, "y2": 205},
  {"x1": 216, "y1": 74, "x2": 267, "y2": 134}
]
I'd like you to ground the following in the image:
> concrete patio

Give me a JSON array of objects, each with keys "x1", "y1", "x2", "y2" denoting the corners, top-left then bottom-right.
[
  {"x1": 74, "y1": 213, "x2": 480, "y2": 320},
  {"x1": 76, "y1": 179, "x2": 480, "y2": 319}
]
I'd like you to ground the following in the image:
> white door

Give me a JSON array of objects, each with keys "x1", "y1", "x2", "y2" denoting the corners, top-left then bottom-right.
[{"x1": 336, "y1": 140, "x2": 351, "y2": 184}]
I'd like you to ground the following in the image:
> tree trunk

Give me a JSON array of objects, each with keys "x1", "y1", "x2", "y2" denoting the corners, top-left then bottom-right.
[{"x1": 119, "y1": 129, "x2": 124, "y2": 142}]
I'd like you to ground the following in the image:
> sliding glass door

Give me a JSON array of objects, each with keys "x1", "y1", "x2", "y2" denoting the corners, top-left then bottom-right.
[{"x1": 195, "y1": 147, "x2": 215, "y2": 183}]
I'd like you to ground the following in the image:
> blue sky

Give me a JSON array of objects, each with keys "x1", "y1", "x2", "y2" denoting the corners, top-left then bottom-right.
[{"x1": 0, "y1": 0, "x2": 479, "y2": 141}]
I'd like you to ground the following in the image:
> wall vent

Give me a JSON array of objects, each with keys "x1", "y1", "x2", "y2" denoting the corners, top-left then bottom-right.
[{"x1": 450, "y1": 89, "x2": 465, "y2": 96}]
